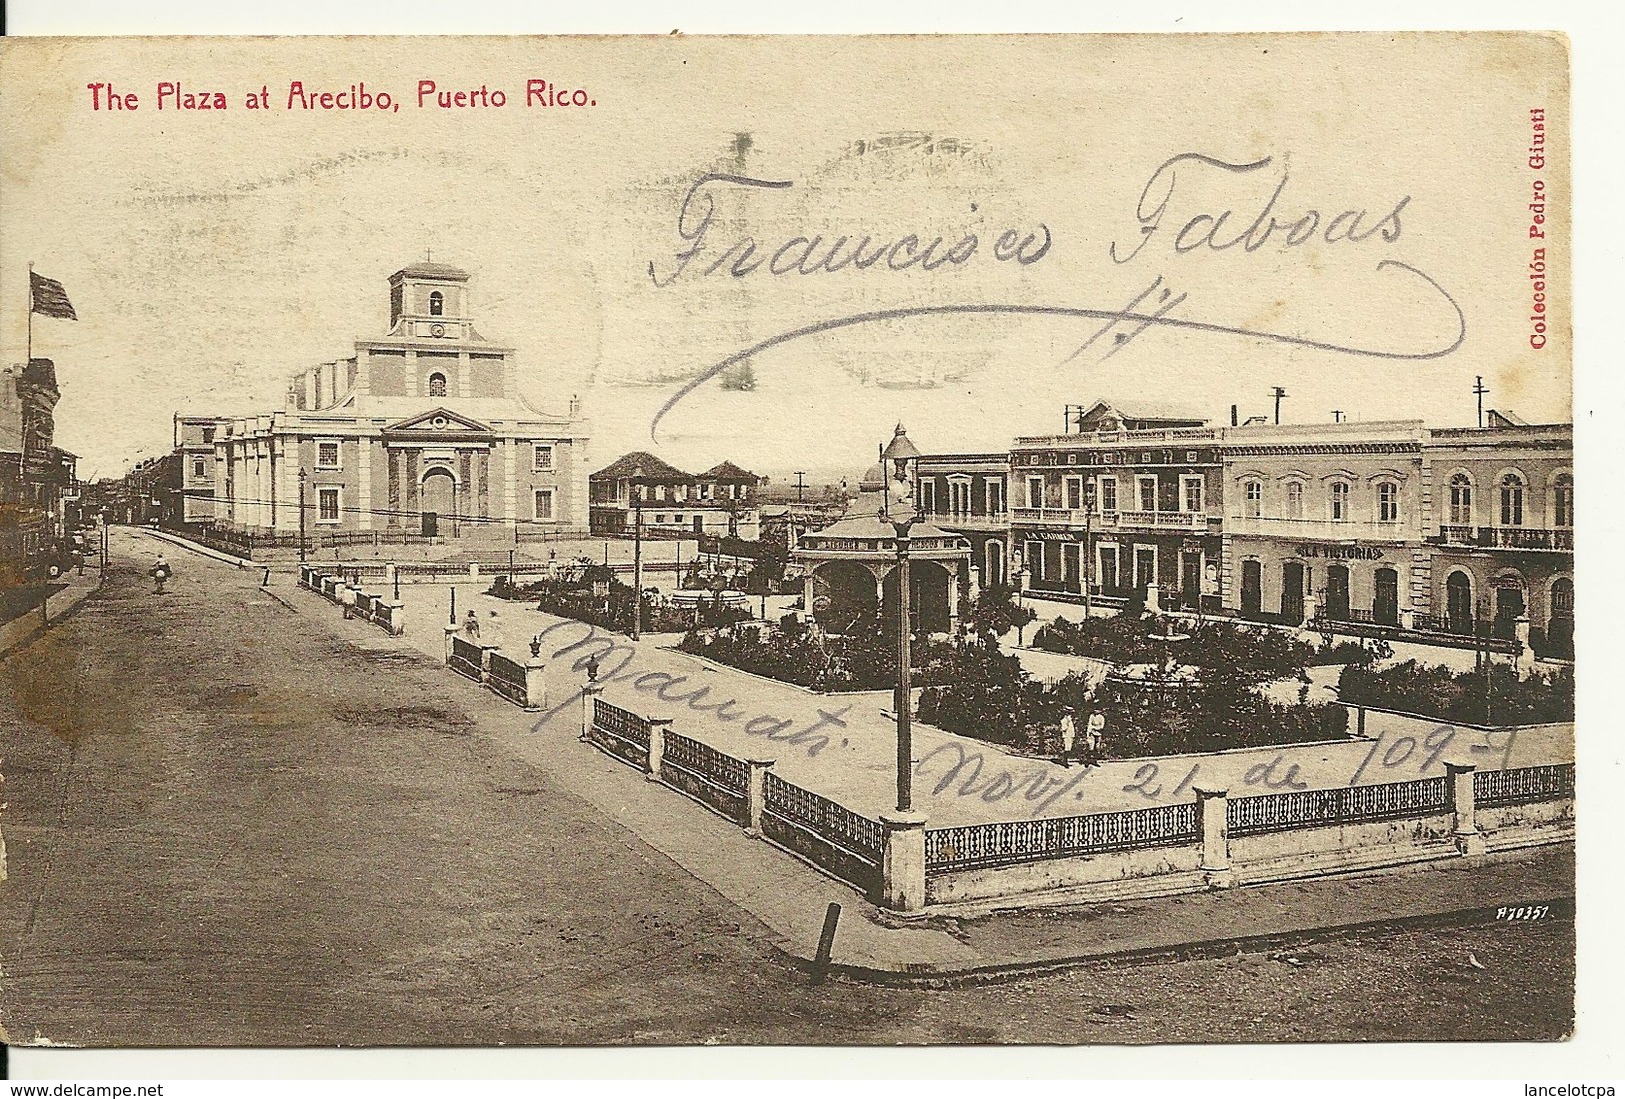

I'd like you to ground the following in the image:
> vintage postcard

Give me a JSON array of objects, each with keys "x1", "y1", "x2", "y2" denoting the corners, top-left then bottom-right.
[{"x1": 0, "y1": 31, "x2": 1575, "y2": 1051}]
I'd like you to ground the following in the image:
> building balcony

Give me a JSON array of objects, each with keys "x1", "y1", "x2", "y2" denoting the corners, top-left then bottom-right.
[
  {"x1": 1011, "y1": 506, "x2": 1088, "y2": 527},
  {"x1": 922, "y1": 510, "x2": 1009, "y2": 532},
  {"x1": 1225, "y1": 515, "x2": 1415, "y2": 542},
  {"x1": 1103, "y1": 509, "x2": 1211, "y2": 533},
  {"x1": 1010, "y1": 506, "x2": 1213, "y2": 533},
  {"x1": 1431, "y1": 525, "x2": 1573, "y2": 552}
]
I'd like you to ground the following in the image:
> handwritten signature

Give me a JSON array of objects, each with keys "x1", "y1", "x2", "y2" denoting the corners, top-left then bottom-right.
[
  {"x1": 644, "y1": 158, "x2": 1455, "y2": 440},
  {"x1": 527, "y1": 618, "x2": 844, "y2": 757}
]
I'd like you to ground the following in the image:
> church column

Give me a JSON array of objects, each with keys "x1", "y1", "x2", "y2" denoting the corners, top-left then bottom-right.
[
  {"x1": 948, "y1": 564, "x2": 961, "y2": 636},
  {"x1": 457, "y1": 351, "x2": 472, "y2": 399},
  {"x1": 387, "y1": 448, "x2": 402, "y2": 529},
  {"x1": 502, "y1": 439, "x2": 517, "y2": 522},
  {"x1": 278, "y1": 443, "x2": 298, "y2": 532},
  {"x1": 357, "y1": 436, "x2": 373, "y2": 530}
]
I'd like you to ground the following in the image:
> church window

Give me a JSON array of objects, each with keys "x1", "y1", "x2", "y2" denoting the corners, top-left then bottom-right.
[
  {"x1": 429, "y1": 291, "x2": 444, "y2": 317},
  {"x1": 427, "y1": 372, "x2": 448, "y2": 397},
  {"x1": 316, "y1": 440, "x2": 340, "y2": 469},
  {"x1": 533, "y1": 444, "x2": 553, "y2": 471}
]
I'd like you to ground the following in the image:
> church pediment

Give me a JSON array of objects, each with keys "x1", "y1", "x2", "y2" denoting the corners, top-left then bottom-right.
[{"x1": 381, "y1": 407, "x2": 495, "y2": 436}]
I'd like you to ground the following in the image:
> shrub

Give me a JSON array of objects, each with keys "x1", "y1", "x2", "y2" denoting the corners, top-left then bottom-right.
[
  {"x1": 1337, "y1": 660, "x2": 1574, "y2": 725},
  {"x1": 1032, "y1": 612, "x2": 1314, "y2": 684}
]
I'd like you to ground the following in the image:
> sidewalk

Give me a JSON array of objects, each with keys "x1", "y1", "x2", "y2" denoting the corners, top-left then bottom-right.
[
  {"x1": 144, "y1": 529, "x2": 1579, "y2": 985},
  {"x1": 0, "y1": 565, "x2": 103, "y2": 657}
]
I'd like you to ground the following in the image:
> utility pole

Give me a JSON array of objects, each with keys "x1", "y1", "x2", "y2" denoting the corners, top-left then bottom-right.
[
  {"x1": 1331, "y1": 409, "x2": 1345, "y2": 423},
  {"x1": 793, "y1": 471, "x2": 807, "y2": 503},
  {"x1": 631, "y1": 480, "x2": 644, "y2": 641},
  {"x1": 1474, "y1": 375, "x2": 1489, "y2": 428},
  {"x1": 1271, "y1": 386, "x2": 1288, "y2": 425},
  {"x1": 297, "y1": 467, "x2": 308, "y2": 563}
]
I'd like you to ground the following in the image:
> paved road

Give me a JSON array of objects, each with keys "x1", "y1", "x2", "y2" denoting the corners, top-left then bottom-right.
[
  {"x1": 0, "y1": 531, "x2": 1573, "y2": 1046},
  {"x1": 387, "y1": 583, "x2": 1572, "y2": 826}
]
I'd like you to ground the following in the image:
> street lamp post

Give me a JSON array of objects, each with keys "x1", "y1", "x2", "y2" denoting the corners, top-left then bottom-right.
[
  {"x1": 297, "y1": 467, "x2": 308, "y2": 563},
  {"x1": 878, "y1": 422, "x2": 924, "y2": 815},
  {"x1": 892, "y1": 516, "x2": 916, "y2": 813}
]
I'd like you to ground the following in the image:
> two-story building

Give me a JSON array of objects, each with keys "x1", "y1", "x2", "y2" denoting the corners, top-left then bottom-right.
[
  {"x1": 1221, "y1": 421, "x2": 1427, "y2": 626},
  {"x1": 1009, "y1": 401, "x2": 1223, "y2": 611},
  {"x1": 913, "y1": 451, "x2": 1010, "y2": 591},
  {"x1": 214, "y1": 261, "x2": 590, "y2": 540},
  {"x1": 588, "y1": 452, "x2": 763, "y2": 539},
  {"x1": 1422, "y1": 412, "x2": 1573, "y2": 654},
  {"x1": 163, "y1": 414, "x2": 232, "y2": 531}
]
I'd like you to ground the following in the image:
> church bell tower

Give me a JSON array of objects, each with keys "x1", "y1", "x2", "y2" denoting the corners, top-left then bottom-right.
[{"x1": 387, "y1": 261, "x2": 473, "y2": 341}]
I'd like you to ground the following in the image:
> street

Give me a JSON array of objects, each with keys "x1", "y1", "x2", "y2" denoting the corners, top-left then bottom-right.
[{"x1": 0, "y1": 533, "x2": 1574, "y2": 1046}]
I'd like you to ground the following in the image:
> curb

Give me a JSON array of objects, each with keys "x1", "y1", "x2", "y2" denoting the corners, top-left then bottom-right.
[
  {"x1": 0, "y1": 578, "x2": 102, "y2": 658},
  {"x1": 811, "y1": 891, "x2": 1575, "y2": 988}
]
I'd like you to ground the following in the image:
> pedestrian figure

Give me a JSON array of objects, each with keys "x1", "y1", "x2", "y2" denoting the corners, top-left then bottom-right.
[
  {"x1": 1058, "y1": 707, "x2": 1078, "y2": 767},
  {"x1": 150, "y1": 554, "x2": 172, "y2": 594},
  {"x1": 463, "y1": 609, "x2": 481, "y2": 638},
  {"x1": 1082, "y1": 711, "x2": 1106, "y2": 768}
]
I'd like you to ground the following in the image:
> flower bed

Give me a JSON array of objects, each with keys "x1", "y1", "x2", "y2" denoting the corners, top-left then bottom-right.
[
  {"x1": 492, "y1": 570, "x2": 750, "y2": 635},
  {"x1": 1031, "y1": 612, "x2": 1317, "y2": 685},
  {"x1": 1337, "y1": 659, "x2": 1574, "y2": 726},
  {"x1": 678, "y1": 619, "x2": 959, "y2": 692}
]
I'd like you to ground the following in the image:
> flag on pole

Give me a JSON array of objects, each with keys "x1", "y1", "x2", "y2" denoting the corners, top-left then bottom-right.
[{"x1": 30, "y1": 270, "x2": 77, "y2": 320}]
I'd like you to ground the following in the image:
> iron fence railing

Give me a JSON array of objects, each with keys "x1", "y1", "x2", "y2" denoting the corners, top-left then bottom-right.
[
  {"x1": 1475, "y1": 763, "x2": 1575, "y2": 808},
  {"x1": 925, "y1": 802, "x2": 1198, "y2": 873},
  {"x1": 1227, "y1": 777, "x2": 1450, "y2": 837}
]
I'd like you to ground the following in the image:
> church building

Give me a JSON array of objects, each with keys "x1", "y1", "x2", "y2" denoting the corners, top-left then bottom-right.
[{"x1": 213, "y1": 261, "x2": 590, "y2": 540}]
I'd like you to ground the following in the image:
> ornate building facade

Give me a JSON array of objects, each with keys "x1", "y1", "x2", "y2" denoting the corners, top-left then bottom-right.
[{"x1": 214, "y1": 262, "x2": 589, "y2": 539}]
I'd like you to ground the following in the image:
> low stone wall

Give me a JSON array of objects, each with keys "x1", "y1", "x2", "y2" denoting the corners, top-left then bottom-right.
[
  {"x1": 927, "y1": 842, "x2": 1204, "y2": 906},
  {"x1": 299, "y1": 564, "x2": 405, "y2": 637}
]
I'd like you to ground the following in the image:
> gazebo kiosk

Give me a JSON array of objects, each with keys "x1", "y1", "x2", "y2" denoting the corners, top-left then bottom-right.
[{"x1": 792, "y1": 425, "x2": 971, "y2": 636}]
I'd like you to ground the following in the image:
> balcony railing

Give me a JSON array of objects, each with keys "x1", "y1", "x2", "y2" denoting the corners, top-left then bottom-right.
[
  {"x1": 1432, "y1": 525, "x2": 1572, "y2": 551},
  {"x1": 1105, "y1": 509, "x2": 1210, "y2": 532},
  {"x1": 923, "y1": 509, "x2": 1009, "y2": 531},
  {"x1": 1225, "y1": 515, "x2": 1412, "y2": 541},
  {"x1": 1011, "y1": 506, "x2": 1213, "y2": 531}
]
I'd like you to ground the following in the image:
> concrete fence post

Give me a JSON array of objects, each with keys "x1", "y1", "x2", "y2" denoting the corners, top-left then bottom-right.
[
  {"x1": 1145, "y1": 582, "x2": 1160, "y2": 614},
  {"x1": 385, "y1": 563, "x2": 397, "y2": 593},
  {"x1": 442, "y1": 624, "x2": 459, "y2": 666},
  {"x1": 469, "y1": 562, "x2": 481, "y2": 583},
  {"x1": 382, "y1": 600, "x2": 405, "y2": 637},
  {"x1": 880, "y1": 811, "x2": 929, "y2": 913},
  {"x1": 646, "y1": 718, "x2": 673, "y2": 780},
  {"x1": 1447, "y1": 762, "x2": 1486, "y2": 856},
  {"x1": 579, "y1": 683, "x2": 605, "y2": 742},
  {"x1": 521, "y1": 657, "x2": 546, "y2": 712},
  {"x1": 1194, "y1": 787, "x2": 1237, "y2": 889},
  {"x1": 744, "y1": 758, "x2": 774, "y2": 835}
]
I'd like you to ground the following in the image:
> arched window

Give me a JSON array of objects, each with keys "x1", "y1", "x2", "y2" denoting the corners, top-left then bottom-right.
[
  {"x1": 429, "y1": 290, "x2": 444, "y2": 317},
  {"x1": 1448, "y1": 473, "x2": 1473, "y2": 525},
  {"x1": 1499, "y1": 473, "x2": 1525, "y2": 526},
  {"x1": 1284, "y1": 480, "x2": 1304, "y2": 519},
  {"x1": 1329, "y1": 480, "x2": 1350, "y2": 522},
  {"x1": 1376, "y1": 480, "x2": 1399, "y2": 523},
  {"x1": 427, "y1": 372, "x2": 448, "y2": 397},
  {"x1": 1554, "y1": 473, "x2": 1573, "y2": 527},
  {"x1": 1242, "y1": 478, "x2": 1263, "y2": 518}
]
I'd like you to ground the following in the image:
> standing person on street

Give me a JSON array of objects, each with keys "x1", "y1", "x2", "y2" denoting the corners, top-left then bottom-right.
[
  {"x1": 150, "y1": 554, "x2": 172, "y2": 595},
  {"x1": 463, "y1": 609, "x2": 481, "y2": 639},
  {"x1": 1083, "y1": 710, "x2": 1107, "y2": 768},
  {"x1": 1058, "y1": 706, "x2": 1078, "y2": 767}
]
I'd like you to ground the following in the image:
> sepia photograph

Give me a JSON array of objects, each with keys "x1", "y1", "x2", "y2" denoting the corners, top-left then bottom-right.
[{"x1": 0, "y1": 24, "x2": 1588, "y2": 1067}]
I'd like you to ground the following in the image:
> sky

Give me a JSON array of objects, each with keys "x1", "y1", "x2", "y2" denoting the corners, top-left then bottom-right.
[{"x1": 1, "y1": 33, "x2": 1571, "y2": 482}]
